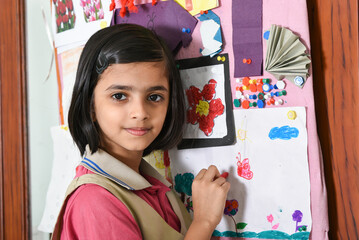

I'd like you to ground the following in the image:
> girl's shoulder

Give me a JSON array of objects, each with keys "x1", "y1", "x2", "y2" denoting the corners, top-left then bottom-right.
[{"x1": 61, "y1": 183, "x2": 142, "y2": 239}]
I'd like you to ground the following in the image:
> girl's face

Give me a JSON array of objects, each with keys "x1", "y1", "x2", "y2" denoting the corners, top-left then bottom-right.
[{"x1": 93, "y1": 62, "x2": 170, "y2": 158}]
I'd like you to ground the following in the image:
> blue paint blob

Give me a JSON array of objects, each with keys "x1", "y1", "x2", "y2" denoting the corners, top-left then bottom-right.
[
  {"x1": 268, "y1": 125, "x2": 299, "y2": 140},
  {"x1": 263, "y1": 30, "x2": 270, "y2": 40}
]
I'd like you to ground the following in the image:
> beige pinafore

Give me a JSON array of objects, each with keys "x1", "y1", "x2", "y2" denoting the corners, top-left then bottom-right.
[{"x1": 51, "y1": 173, "x2": 192, "y2": 240}]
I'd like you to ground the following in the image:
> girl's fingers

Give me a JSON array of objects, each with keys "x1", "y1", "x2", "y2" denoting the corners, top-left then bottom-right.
[
  {"x1": 195, "y1": 168, "x2": 207, "y2": 180},
  {"x1": 213, "y1": 176, "x2": 227, "y2": 186},
  {"x1": 202, "y1": 165, "x2": 220, "y2": 181}
]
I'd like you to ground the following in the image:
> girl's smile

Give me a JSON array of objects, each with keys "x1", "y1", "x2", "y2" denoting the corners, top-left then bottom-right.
[
  {"x1": 125, "y1": 127, "x2": 151, "y2": 136},
  {"x1": 93, "y1": 61, "x2": 169, "y2": 170}
]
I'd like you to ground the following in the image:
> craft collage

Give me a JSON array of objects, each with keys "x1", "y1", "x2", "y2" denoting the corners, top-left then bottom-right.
[{"x1": 40, "y1": 0, "x2": 328, "y2": 239}]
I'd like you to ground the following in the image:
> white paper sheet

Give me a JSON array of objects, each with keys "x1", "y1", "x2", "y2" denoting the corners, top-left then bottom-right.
[
  {"x1": 38, "y1": 126, "x2": 82, "y2": 233},
  {"x1": 170, "y1": 107, "x2": 311, "y2": 238},
  {"x1": 180, "y1": 64, "x2": 227, "y2": 139}
]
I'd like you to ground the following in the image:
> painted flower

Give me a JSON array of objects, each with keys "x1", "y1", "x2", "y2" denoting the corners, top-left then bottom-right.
[
  {"x1": 292, "y1": 210, "x2": 303, "y2": 222},
  {"x1": 267, "y1": 214, "x2": 274, "y2": 223},
  {"x1": 186, "y1": 79, "x2": 224, "y2": 136},
  {"x1": 224, "y1": 199, "x2": 238, "y2": 216}
]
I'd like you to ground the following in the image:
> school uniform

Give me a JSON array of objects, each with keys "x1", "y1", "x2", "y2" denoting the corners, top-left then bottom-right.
[{"x1": 52, "y1": 145, "x2": 192, "y2": 240}]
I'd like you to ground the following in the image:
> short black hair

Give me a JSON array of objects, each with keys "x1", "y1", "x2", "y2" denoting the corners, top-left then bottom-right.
[{"x1": 68, "y1": 24, "x2": 185, "y2": 156}]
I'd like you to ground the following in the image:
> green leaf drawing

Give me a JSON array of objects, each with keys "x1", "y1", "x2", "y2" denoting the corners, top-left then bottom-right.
[{"x1": 236, "y1": 222, "x2": 247, "y2": 230}]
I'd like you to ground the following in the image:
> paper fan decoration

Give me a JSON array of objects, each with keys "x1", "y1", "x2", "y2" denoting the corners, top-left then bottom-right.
[{"x1": 264, "y1": 25, "x2": 311, "y2": 88}]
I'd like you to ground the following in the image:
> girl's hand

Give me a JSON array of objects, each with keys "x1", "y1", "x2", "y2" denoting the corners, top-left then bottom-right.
[{"x1": 184, "y1": 165, "x2": 230, "y2": 240}]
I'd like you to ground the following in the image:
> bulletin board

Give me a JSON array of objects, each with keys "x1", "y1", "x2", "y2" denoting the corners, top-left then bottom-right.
[{"x1": 40, "y1": 0, "x2": 329, "y2": 239}]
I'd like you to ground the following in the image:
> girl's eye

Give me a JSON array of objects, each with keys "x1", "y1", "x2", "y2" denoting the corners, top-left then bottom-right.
[
  {"x1": 148, "y1": 94, "x2": 163, "y2": 102},
  {"x1": 112, "y1": 93, "x2": 126, "y2": 101}
]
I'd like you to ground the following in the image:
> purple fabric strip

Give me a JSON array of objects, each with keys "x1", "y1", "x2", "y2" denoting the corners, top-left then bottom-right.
[
  {"x1": 232, "y1": 0, "x2": 263, "y2": 77},
  {"x1": 110, "y1": 1, "x2": 197, "y2": 52}
]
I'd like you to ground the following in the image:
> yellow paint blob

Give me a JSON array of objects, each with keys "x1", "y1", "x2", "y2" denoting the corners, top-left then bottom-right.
[{"x1": 196, "y1": 100, "x2": 210, "y2": 116}]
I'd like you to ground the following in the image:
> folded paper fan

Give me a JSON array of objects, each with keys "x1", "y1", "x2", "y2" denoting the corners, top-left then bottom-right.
[{"x1": 265, "y1": 25, "x2": 311, "y2": 88}]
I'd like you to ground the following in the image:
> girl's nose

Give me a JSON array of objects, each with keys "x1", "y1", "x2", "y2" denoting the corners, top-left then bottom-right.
[{"x1": 129, "y1": 99, "x2": 149, "y2": 120}]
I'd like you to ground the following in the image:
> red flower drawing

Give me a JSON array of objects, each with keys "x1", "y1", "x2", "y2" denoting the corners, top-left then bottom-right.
[{"x1": 186, "y1": 79, "x2": 224, "y2": 136}]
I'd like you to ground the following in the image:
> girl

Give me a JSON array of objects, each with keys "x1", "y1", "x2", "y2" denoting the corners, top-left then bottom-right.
[{"x1": 52, "y1": 24, "x2": 230, "y2": 240}]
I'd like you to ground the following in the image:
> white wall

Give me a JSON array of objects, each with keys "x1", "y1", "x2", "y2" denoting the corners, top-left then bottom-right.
[{"x1": 26, "y1": 0, "x2": 59, "y2": 239}]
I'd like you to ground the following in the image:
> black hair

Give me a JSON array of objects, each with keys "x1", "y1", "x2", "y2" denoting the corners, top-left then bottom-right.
[{"x1": 68, "y1": 24, "x2": 185, "y2": 156}]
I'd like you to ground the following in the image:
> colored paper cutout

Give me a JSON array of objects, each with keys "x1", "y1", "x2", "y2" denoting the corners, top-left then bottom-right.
[
  {"x1": 198, "y1": 10, "x2": 222, "y2": 57},
  {"x1": 268, "y1": 125, "x2": 299, "y2": 140},
  {"x1": 176, "y1": 54, "x2": 235, "y2": 149},
  {"x1": 170, "y1": 107, "x2": 311, "y2": 238},
  {"x1": 232, "y1": 0, "x2": 263, "y2": 77},
  {"x1": 175, "y1": 0, "x2": 219, "y2": 16},
  {"x1": 111, "y1": 1, "x2": 197, "y2": 51},
  {"x1": 264, "y1": 25, "x2": 311, "y2": 88}
]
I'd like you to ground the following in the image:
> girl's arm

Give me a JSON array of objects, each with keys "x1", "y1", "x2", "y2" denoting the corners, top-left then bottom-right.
[{"x1": 184, "y1": 165, "x2": 230, "y2": 240}]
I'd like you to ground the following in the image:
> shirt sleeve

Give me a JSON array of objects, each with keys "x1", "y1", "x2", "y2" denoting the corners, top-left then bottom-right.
[{"x1": 61, "y1": 184, "x2": 142, "y2": 240}]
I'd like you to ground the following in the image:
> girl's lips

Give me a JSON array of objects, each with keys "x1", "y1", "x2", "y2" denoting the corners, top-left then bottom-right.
[{"x1": 125, "y1": 128, "x2": 150, "y2": 136}]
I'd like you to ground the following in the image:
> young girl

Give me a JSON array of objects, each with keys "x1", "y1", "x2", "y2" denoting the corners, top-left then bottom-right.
[{"x1": 52, "y1": 24, "x2": 230, "y2": 240}]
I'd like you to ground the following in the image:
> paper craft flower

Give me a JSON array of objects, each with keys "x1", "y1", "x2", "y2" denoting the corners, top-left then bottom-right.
[
  {"x1": 186, "y1": 79, "x2": 224, "y2": 136},
  {"x1": 53, "y1": 0, "x2": 76, "y2": 33}
]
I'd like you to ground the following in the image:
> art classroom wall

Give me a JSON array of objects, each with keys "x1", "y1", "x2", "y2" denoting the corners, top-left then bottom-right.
[{"x1": 35, "y1": 0, "x2": 329, "y2": 239}]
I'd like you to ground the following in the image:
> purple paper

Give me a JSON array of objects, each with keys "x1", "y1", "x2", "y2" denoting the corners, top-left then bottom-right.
[
  {"x1": 111, "y1": 1, "x2": 197, "y2": 52},
  {"x1": 232, "y1": 0, "x2": 263, "y2": 77}
]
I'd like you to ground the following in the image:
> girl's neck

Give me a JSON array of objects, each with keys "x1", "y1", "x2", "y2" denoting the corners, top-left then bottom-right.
[{"x1": 101, "y1": 144, "x2": 143, "y2": 174}]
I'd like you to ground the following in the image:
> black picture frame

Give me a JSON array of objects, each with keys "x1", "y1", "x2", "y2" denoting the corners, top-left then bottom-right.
[{"x1": 176, "y1": 53, "x2": 236, "y2": 149}]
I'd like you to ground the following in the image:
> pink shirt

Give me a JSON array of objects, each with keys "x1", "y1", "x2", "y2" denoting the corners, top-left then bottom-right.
[{"x1": 60, "y1": 166, "x2": 181, "y2": 240}]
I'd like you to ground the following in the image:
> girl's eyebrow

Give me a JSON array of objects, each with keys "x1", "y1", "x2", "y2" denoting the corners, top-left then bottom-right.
[
  {"x1": 105, "y1": 85, "x2": 168, "y2": 92},
  {"x1": 106, "y1": 85, "x2": 132, "y2": 91},
  {"x1": 147, "y1": 86, "x2": 168, "y2": 92}
]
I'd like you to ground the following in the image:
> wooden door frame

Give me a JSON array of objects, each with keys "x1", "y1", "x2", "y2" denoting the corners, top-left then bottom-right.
[
  {"x1": 0, "y1": 0, "x2": 29, "y2": 239},
  {"x1": 308, "y1": 0, "x2": 359, "y2": 238}
]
